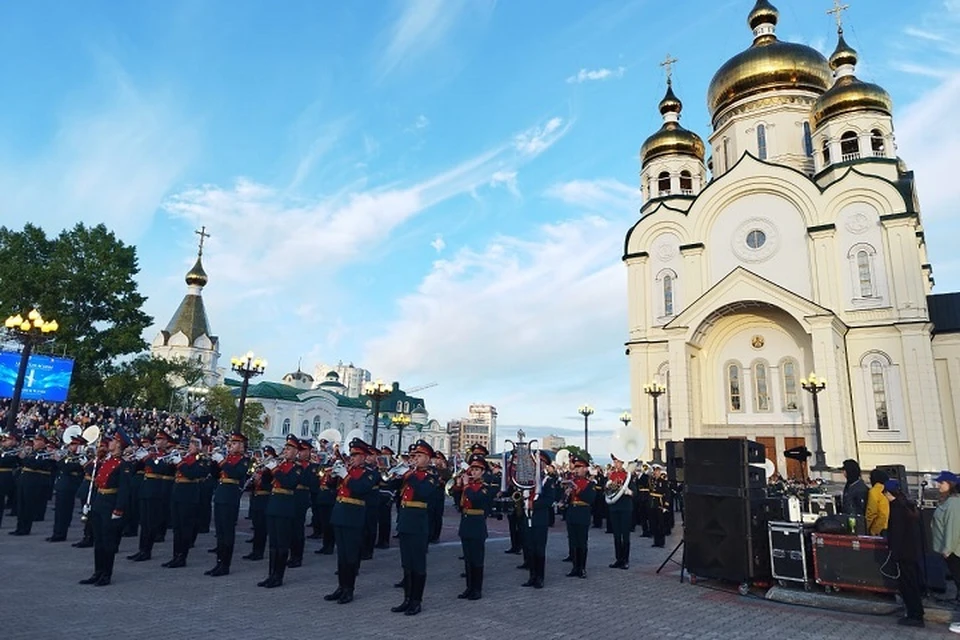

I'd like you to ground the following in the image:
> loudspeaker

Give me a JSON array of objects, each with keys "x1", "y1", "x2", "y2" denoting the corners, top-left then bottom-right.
[
  {"x1": 683, "y1": 491, "x2": 771, "y2": 583},
  {"x1": 683, "y1": 438, "x2": 765, "y2": 491},
  {"x1": 876, "y1": 464, "x2": 908, "y2": 497},
  {"x1": 666, "y1": 441, "x2": 684, "y2": 483}
]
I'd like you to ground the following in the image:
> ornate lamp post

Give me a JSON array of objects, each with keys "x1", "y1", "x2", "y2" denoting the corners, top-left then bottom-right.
[
  {"x1": 390, "y1": 413, "x2": 411, "y2": 452},
  {"x1": 230, "y1": 351, "x2": 266, "y2": 434},
  {"x1": 578, "y1": 404, "x2": 594, "y2": 455},
  {"x1": 3, "y1": 310, "x2": 58, "y2": 432},
  {"x1": 364, "y1": 379, "x2": 391, "y2": 447},
  {"x1": 619, "y1": 412, "x2": 631, "y2": 428},
  {"x1": 643, "y1": 381, "x2": 666, "y2": 464},
  {"x1": 801, "y1": 372, "x2": 828, "y2": 471}
]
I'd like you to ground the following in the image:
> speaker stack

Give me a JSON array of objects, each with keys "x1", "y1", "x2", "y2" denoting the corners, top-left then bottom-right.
[
  {"x1": 665, "y1": 441, "x2": 684, "y2": 483},
  {"x1": 683, "y1": 438, "x2": 772, "y2": 585}
]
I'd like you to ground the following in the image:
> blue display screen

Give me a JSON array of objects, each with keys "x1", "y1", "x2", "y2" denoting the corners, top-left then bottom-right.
[{"x1": 0, "y1": 351, "x2": 75, "y2": 402}]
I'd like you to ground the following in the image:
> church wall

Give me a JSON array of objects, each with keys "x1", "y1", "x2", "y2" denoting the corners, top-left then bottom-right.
[
  {"x1": 834, "y1": 202, "x2": 892, "y2": 314},
  {"x1": 933, "y1": 335, "x2": 960, "y2": 470}
]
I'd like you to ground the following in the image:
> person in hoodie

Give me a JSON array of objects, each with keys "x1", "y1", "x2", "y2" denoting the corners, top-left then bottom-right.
[
  {"x1": 883, "y1": 479, "x2": 924, "y2": 628},
  {"x1": 866, "y1": 468, "x2": 890, "y2": 536},
  {"x1": 841, "y1": 459, "x2": 868, "y2": 516}
]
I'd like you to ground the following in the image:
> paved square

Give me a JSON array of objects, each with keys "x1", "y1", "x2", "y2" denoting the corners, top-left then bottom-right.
[{"x1": 0, "y1": 504, "x2": 945, "y2": 639}]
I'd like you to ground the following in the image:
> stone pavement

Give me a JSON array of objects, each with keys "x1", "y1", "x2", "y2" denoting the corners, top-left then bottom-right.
[{"x1": 0, "y1": 504, "x2": 950, "y2": 639}]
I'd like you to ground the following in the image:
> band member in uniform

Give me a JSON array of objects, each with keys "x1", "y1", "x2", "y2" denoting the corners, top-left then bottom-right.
[
  {"x1": 325, "y1": 439, "x2": 378, "y2": 604},
  {"x1": 122, "y1": 435, "x2": 145, "y2": 538},
  {"x1": 361, "y1": 445, "x2": 380, "y2": 560},
  {"x1": 73, "y1": 441, "x2": 105, "y2": 548},
  {"x1": 635, "y1": 462, "x2": 652, "y2": 537},
  {"x1": 565, "y1": 454, "x2": 596, "y2": 578},
  {"x1": 243, "y1": 445, "x2": 276, "y2": 561},
  {"x1": 650, "y1": 464, "x2": 670, "y2": 548},
  {"x1": 607, "y1": 455, "x2": 635, "y2": 569},
  {"x1": 206, "y1": 432, "x2": 249, "y2": 577},
  {"x1": 257, "y1": 435, "x2": 301, "y2": 588},
  {"x1": 288, "y1": 438, "x2": 315, "y2": 568},
  {"x1": 163, "y1": 436, "x2": 205, "y2": 568},
  {"x1": 376, "y1": 446, "x2": 396, "y2": 549},
  {"x1": 457, "y1": 453, "x2": 492, "y2": 600},
  {"x1": 128, "y1": 430, "x2": 174, "y2": 562},
  {"x1": 79, "y1": 430, "x2": 132, "y2": 587},
  {"x1": 521, "y1": 451, "x2": 557, "y2": 589},
  {"x1": 48, "y1": 434, "x2": 86, "y2": 542},
  {"x1": 0, "y1": 431, "x2": 22, "y2": 529},
  {"x1": 313, "y1": 449, "x2": 337, "y2": 555},
  {"x1": 391, "y1": 440, "x2": 439, "y2": 616},
  {"x1": 11, "y1": 433, "x2": 56, "y2": 536},
  {"x1": 197, "y1": 437, "x2": 216, "y2": 536},
  {"x1": 428, "y1": 451, "x2": 449, "y2": 543}
]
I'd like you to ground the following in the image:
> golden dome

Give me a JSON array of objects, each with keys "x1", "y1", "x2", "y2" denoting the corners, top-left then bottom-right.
[
  {"x1": 829, "y1": 32, "x2": 858, "y2": 70},
  {"x1": 812, "y1": 33, "x2": 892, "y2": 128},
  {"x1": 185, "y1": 256, "x2": 208, "y2": 287},
  {"x1": 641, "y1": 83, "x2": 705, "y2": 166},
  {"x1": 707, "y1": 2, "x2": 831, "y2": 123}
]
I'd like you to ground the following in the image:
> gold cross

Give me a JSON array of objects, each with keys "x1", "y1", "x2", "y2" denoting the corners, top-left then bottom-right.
[
  {"x1": 195, "y1": 225, "x2": 211, "y2": 256},
  {"x1": 660, "y1": 54, "x2": 678, "y2": 84},
  {"x1": 827, "y1": 0, "x2": 850, "y2": 31}
]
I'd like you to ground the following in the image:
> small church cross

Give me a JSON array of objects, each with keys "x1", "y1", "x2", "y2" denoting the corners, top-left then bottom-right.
[
  {"x1": 195, "y1": 225, "x2": 211, "y2": 257},
  {"x1": 827, "y1": 0, "x2": 850, "y2": 31},
  {"x1": 660, "y1": 53, "x2": 679, "y2": 85}
]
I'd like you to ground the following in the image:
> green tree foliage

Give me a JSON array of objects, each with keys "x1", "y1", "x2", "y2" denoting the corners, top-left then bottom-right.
[
  {"x1": 0, "y1": 223, "x2": 153, "y2": 401},
  {"x1": 100, "y1": 356, "x2": 205, "y2": 410},
  {"x1": 203, "y1": 385, "x2": 265, "y2": 449},
  {"x1": 559, "y1": 444, "x2": 592, "y2": 463}
]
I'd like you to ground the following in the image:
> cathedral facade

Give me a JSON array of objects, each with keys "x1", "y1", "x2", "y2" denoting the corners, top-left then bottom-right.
[{"x1": 624, "y1": 1, "x2": 960, "y2": 476}]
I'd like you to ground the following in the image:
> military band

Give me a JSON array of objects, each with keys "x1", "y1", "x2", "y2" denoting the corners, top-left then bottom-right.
[
  {"x1": 49, "y1": 433, "x2": 86, "y2": 542},
  {"x1": 392, "y1": 439, "x2": 439, "y2": 616},
  {"x1": 564, "y1": 454, "x2": 595, "y2": 579},
  {"x1": 457, "y1": 453, "x2": 492, "y2": 600},
  {"x1": 258, "y1": 435, "x2": 302, "y2": 588},
  {"x1": 206, "y1": 432, "x2": 249, "y2": 576},
  {"x1": 606, "y1": 455, "x2": 635, "y2": 570}
]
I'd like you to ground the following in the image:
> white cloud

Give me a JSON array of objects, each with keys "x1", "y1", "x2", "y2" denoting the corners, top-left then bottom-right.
[
  {"x1": 430, "y1": 234, "x2": 446, "y2": 253},
  {"x1": 545, "y1": 178, "x2": 638, "y2": 212},
  {"x1": 0, "y1": 60, "x2": 196, "y2": 241},
  {"x1": 513, "y1": 116, "x2": 571, "y2": 157},
  {"x1": 904, "y1": 26, "x2": 948, "y2": 42},
  {"x1": 489, "y1": 169, "x2": 520, "y2": 197},
  {"x1": 891, "y1": 62, "x2": 954, "y2": 79},
  {"x1": 414, "y1": 114, "x2": 430, "y2": 130},
  {"x1": 566, "y1": 66, "x2": 625, "y2": 84}
]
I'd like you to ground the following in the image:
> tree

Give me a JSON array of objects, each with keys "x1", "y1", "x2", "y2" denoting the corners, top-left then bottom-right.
[
  {"x1": 560, "y1": 444, "x2": 592, "y2": 463},
  {"x1": 0, "y1": 223, "x2": 153, "y2": 401},
  {"x1": 99, "y1": 356, "x2": 206, "y2": 410},
  {"x1": 203, "y1": 385, "x2": 266, "y2": 449}
]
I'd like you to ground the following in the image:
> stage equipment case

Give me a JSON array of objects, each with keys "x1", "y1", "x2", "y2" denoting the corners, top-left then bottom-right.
[
  {"x1": 768, "y1": 521, "x2": 814, "y2": 588},
  {"x1": 811, "y1": 533, "x2": 898, "y2": 594}
]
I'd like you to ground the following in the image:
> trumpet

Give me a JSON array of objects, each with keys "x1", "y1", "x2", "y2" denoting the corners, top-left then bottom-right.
[{"x1": 382, "y1": 461, "x2": 409, "y2": 482}]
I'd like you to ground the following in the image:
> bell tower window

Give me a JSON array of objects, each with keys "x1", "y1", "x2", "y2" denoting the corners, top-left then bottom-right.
[
  {"x1": 757, "y1": 124, "x2": 767, "y2": 160},
  {"x1": 803, "y1": 122, "x2": 813, "y2": 157},
  {"x1": 657, "y1": 172, "x2": 671, "y2": 195},
  {"x1": 870, "y1": 130, "x2": 885, "y2": 157},
  {"x1": 822, "y1": 139, "x2": 831, "y2": 165},
  {"x1": 679, "y1": 171, "x2": 693, "y2": 194},
  {"x1": 840, "y1": 131, "x2": 860, "y2": 161}
]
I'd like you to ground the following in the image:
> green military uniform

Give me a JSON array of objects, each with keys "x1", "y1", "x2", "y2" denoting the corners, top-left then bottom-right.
[
  {"x1": 79, "y1": 430, "x2": 133, "y2": 587},
  {"x1": 457, "y1": 454, "x2": 492, "y2": 600},
  {"x1": 206, "y1": 433, "x2": 249, "y2": 577},
  {"x1": 520, "y1": 451, "x2": 557, "y2": 589},
  {"x1": 391, "y1": 440, "x2": 439, "y2": 616},
  {"x1": 258, "y1": 435, "x2": 302, "y2": 589},
  {"x1": 606, "y1": 460, "x2": 636, "y2": 569},
  {"x1": 564, "y1": 455, "x2": 596, "y2": 578}
]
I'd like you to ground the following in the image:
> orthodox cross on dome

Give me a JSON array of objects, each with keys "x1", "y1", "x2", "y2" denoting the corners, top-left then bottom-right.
[
  {"x1": 827, "y1": 0, "x2": 850, "y2": 32},
  {"x1": 195, "y1": 225, "x2": 211, "y2": 257},
  {"x1": 660, "y1": 53, "x2": 679, "y2": 85}
]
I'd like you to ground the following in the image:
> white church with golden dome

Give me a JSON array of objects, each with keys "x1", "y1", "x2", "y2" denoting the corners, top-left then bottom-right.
[{"x1": 624, "y1": 1, "x2": 960, "y2": 477}]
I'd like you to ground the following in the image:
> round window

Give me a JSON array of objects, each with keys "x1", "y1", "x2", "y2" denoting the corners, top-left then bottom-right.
[{"x1": 746, "y1": 229, "x2": 766, "y2": 249}]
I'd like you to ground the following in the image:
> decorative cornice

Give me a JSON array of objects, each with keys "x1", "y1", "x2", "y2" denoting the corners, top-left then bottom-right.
[
  {"x1": 679, "y1": 242, "x2": 705, "y2": 253},
  {"x1": 807, "y1": 223, "x2": 836, "y2": 235},
  {"x1": 622, "y1": 251, "x2": 649, "y2": 262}
]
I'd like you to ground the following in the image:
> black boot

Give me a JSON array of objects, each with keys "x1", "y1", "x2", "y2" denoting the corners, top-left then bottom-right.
[
  {"x1": 204, "y1": 543, "x2": 222, "y2": 575},
  {"x1": 392, "y1": 570, "x2": 412, "y2": 612},
  {"x1": 324, "y1": 563, "x2": 345, "y2": 601},
  {"x1": 534, "y1": 555, "x2": 545, "y2": 588},
  {"x1": 95, "y1": 553, "x2": 114, "y2": 586},
  {"x1": 579, "y1": 549, "x2": 588, "y2": 579},
  {"x1": 522, "y1": 561, "x2": 537, "y2": 587},
  {"x1": 620, "y1": 539, "x2": 630, "y2": 570},
  {"x1": 257, "y1": 550, "x2": 276, "y2": 587},
  {"x1": 265, "y1": 550, "x2": 287, "y2": 588},
  {"x1": 211, "y1": 544, "x2": 232, "y2": 576},
  {"x1": 609, "y1": 539, "x2": 622, "y2": 568},
  {"x1": 567, "y1": 548, "x2": 580, "y2": 577},
  {"x1": 337, "y1": 564, "x2": 356, "y2": 604},
  {"x1": 405, "y1": 572, "x2": 424, "y2": 616},
  {"x1": 80, "y1": 548, "x2": 102, "y2": 585},
  {"x1": 288, "y1": 539, "x2": 303, "y2": 568},
  {"x1": 517, "y1": 548, "x2": 530, "y2": 570},
  {"x1": 457, "y1": 562, "x2": 472, "y2": 598},
  {"x1": 468, "y1": 566, "x2": 483, "y2": 600},
  {"x1": 166, "y1": 553, "x2": 186, "y2": 568}
]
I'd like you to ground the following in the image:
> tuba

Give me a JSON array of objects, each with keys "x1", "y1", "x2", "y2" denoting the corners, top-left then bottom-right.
[{"x1": 605, "y1": 423, "x2": 647, "y2": 505}]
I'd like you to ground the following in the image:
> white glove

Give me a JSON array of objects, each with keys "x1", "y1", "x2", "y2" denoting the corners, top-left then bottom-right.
[{"x1": 111, "y1": 513, "x2": 122, "y2": 520}]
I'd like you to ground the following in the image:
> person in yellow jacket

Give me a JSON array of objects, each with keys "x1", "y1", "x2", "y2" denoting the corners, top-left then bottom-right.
[{"x1": 865, "y1": 469, "x2": 890, "y2": 536}]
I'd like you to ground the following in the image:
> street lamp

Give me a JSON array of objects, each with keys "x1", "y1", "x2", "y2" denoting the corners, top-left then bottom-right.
[
  {"x1": 230, "y1": 351, "x2": 266, "y2": 434},
  {"x1": 390, "y1": 413, "x2": 411, "y2": 452},
  {"x1": 801, "y1": 372, "x2": 828, "y2": 471},
  {"x1": 643, "y1": 381, "x2": 666, "y2": 464},
  {"x1": 620, "y1": 412, "x2": 631, "y2": 428},
  {"x1": 3, "y1": 310, "x2": 58, "y2": 432},
  {"x1": 364, "y1": 379, "x2": 391, "y2": 447},
  {"x1": 578, "y1": 404, "x2": 594, "y2": 455}
]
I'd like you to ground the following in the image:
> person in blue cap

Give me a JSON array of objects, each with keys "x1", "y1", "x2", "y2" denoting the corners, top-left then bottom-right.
[{"x1": 882, "y1": 479, "x2": 924, "y2": 627}]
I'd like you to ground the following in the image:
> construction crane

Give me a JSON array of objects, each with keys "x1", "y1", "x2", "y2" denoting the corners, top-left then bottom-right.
[{"x1": 406, "y1": 382, "x2": 438, "y2": 394}]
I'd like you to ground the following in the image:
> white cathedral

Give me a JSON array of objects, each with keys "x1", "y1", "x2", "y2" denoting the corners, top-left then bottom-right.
[{"x1": 624, "y1": 1, "x2": 960, "y2": 477}]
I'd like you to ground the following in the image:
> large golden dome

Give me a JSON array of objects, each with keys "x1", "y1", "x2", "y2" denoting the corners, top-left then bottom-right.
[
  {"x1": 707, "y1": 1, "x2": 831, "y2": 123},
  {"x1": 811, "y1": 33, "x2": 892, "y2": 128},
  {"x1": 640, "y1": 83, "x2": 705, "y2": 166}
]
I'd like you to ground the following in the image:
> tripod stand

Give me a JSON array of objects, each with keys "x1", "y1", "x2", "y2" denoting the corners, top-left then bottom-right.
[{"x1": 656, "y1": 534, "x2": 686, "y2": 583}]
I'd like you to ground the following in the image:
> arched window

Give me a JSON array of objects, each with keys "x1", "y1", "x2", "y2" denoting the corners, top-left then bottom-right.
[
  {"x1": 301, "y1": 419, "x2": 309, "y2": 437},
  {"x1": 679, "y1": 170, "x2": 693, "y2": 194},
  {"x1": 802, "y1": 122, "x2": 814, "y2": 157},
  {"x1": 870, "y1": 129, "x2": 885, "y2": 157},
  {"x1": 727, "y1": 363, "x2": 742, "y2": 412},
  {"x1": 757, "y1": 124, "x2": 767, "y2": 160},
  {"x1": 657, "y1": 365, "x2": 672, "y2": 431},
  {"x1": 657, "y1": 171, "x2": 671, "y2": 195},
  {"x1": 781, "y1": 359, "x2": 799, "y2": 410},
  {"x1": 312, "y1": 415, "x2": 321, "y2": 434},
  {"x1": 857, "y1": 250, "x2": 873, "y2": 297},
  {"x1": 282, "y1": 418, "x2": 291, "y2": 435},
  {"x1": 840, "y1": 131, "x2": 860, "y2": 161},
  {"x1": 870, "y1": 361, "x2": 889, "y2": 430},
  {"x1": 822, "y1": 139, "x2": 831, "y2": 165},
  {"x1": 404, "y1": 401, "x2": 410, "y2": 413},
  {"x1": 663, "y1": 275, "x2": 674, "y2": 317},
  {"x1": 754, "y1": 361, "x2": 770, "y2": 412},
  {"x1": 396, "y1": 401, "x2": 403, "y2": 412},
  {"x1": 722, "y1": 138, "x2": 731, "y2": 171}
]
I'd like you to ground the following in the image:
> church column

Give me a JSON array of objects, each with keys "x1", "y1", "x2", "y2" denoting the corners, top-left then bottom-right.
[
  {"x1": 880, "y1": 214, "x2": 925, "y2": 319},
  {"x1": 680, "y1": 243, "x2": 706, "y2": 302},
  {"x1": 807, "y1": 226, "x2": 837, "y2": 310},
  {"x1": 625, "y1": 255, "x2": 650, "y2": 339},
  {"x1": 808, "y1": 316, "x2": 856, "y2": 468},
  {"x1": 665, "y1": 331, "x2": 693, "y2": 441},
  {"x1": 897, "y1": 323, "x2": 948, "y2": 471}
]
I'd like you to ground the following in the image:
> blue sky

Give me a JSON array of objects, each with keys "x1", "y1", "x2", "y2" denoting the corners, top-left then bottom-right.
[{"x1": 2, "y1": 0, "x2": 959, "y2": 451}]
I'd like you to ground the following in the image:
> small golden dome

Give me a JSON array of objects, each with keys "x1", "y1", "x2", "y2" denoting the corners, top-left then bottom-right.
[
  {"x1": 641, "y1": 123, "x2": 705, "y2": 166},
  {"x1": 659, "y1": 83, "x2": 682, "y2": 115},
  {"x1": 185, "y1": 256, "x2": 208, "y2": 287},
  {"x1": 829, "y1": 32, "x2": 858, "y2": 69},
  {"x1": 707, "y1": 2, "x2": 831, "y2": 123},
  {"x1": 812, "y1": 76, "x2": 892, "y2": 129}
]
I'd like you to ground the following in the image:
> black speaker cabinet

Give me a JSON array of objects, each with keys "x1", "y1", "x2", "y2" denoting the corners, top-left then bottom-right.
[
  {"x1": 666, "y1": 441, "x2": 684, "y2": 483},
  {"x1": 683, "y1": 438, "x2": 765, "y2": 491},
  {"x1": 684, "y1": 491, "x2": 771, "y2": 584},
  {"x1": 876, "y1": 464, "x2": 908, "y2": 497}
]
